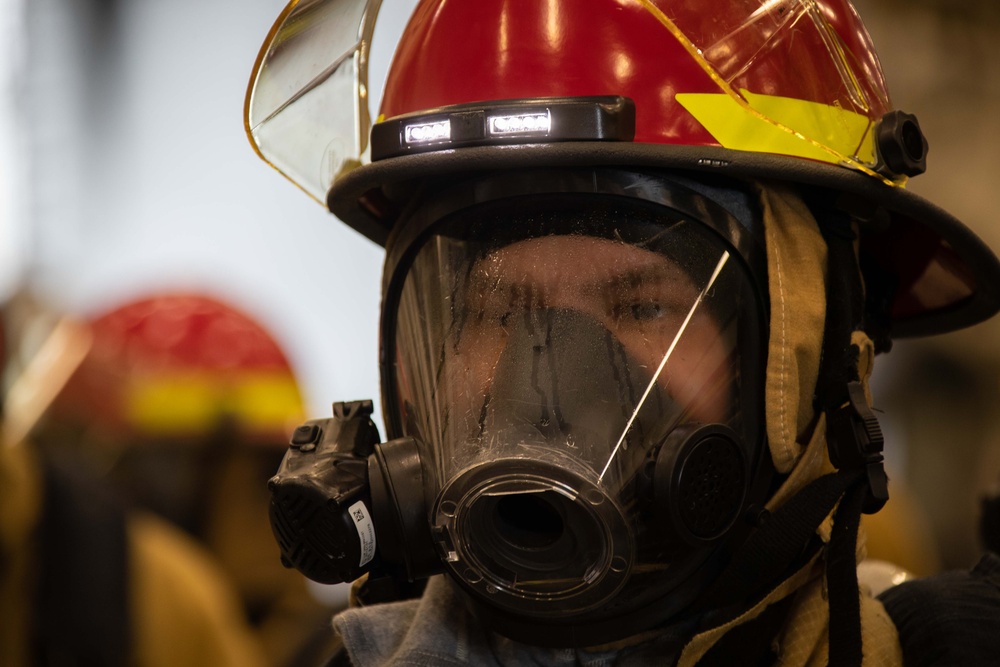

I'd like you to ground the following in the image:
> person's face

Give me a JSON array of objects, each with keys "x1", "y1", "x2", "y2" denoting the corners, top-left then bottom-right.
[{"x1": 447, "y1": 234, "x2": 733, "y2": 427}]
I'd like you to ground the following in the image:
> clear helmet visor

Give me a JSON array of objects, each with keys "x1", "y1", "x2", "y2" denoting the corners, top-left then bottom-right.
[
  {"x1": 244, "y1": 0, "x2": 383, "y2": 203},
  {"x1": 245, "y1": 0, "x2": 892, "y2": 204},
  {"x1": 389, "y1": 195, "x2": 767, "y2": 620}
]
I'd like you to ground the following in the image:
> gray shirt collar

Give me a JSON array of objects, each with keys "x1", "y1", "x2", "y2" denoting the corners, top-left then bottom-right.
[{"x1": 333, "y1": 576, "x2": 690, "y2": 667}]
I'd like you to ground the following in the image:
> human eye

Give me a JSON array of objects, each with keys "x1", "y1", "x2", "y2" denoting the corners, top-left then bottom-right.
[
  {"x1": 626, "y1": 301, "x2": 668, "y2": 322},
  {"x1": 608, "y1": 298, "x2": 674, "y2": 327},
  {"x1": 607, "y1": 282, "x2": 683, "y2": 326}
]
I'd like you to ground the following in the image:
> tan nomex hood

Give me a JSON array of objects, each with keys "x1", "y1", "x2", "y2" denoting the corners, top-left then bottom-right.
[{"x1": 676, "y1": 183, "x2": 903, "y2": 667}]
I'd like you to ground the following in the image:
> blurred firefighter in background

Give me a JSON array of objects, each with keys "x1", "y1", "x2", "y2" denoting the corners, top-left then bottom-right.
[
  {"x1": 25, "y1": 292, "x2": 342, "y2": 667},
  {"x1": 1, "y1": 293, "x2": 268, "y2": 667}
]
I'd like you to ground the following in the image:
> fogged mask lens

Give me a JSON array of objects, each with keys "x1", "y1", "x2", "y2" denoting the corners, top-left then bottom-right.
[{"x1": 386, "y1": 191, "x2": 766, "y2": 643}]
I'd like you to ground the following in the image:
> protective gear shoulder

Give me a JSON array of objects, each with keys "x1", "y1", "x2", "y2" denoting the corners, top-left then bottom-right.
[{"x1": 878, "y1": 553, "x2": 1000, "y2": 667}]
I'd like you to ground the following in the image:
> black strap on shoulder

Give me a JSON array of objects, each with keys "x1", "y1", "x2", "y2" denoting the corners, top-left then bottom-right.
[
  {"x1": 826, "y1": 477, "x2": 868, "y2": 667},
  {"x1": 698, "y1": 468, "x2": 863, "y2": 618},
  {"x1": 36, "y1": 453, "x2": 131, "y2": 667},
  {"x1": 690, "y1": 468, "x2": 865, "y2": 667}
]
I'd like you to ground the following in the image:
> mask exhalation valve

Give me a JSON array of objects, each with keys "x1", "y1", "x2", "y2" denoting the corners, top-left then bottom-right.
[{"x1": 433, "y1": 455, "x2": 633, "y2": 618}]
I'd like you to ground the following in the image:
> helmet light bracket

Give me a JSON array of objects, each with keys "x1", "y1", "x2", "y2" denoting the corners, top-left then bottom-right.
[{"x1": 370, "y1": 96, "x2": 636, "y2": 161}]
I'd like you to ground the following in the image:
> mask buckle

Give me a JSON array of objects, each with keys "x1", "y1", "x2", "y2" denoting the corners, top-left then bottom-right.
[{"x1": 826, "y1": 381, "x2": 889, "y2": 514}]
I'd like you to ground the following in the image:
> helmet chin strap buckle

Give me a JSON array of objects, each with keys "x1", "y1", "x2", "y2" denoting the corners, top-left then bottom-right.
[{"x1": 826, "y1": 381, "x2": 889, "y2": 514}]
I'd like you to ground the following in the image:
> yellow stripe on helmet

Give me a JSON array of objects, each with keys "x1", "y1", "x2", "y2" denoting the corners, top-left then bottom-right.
[
  {"x1": 676, "y1": 89, "x2": 881, "y2": 173},
  {"x1": 124, "y1": 373, "x2": 305, "y2": 438}
]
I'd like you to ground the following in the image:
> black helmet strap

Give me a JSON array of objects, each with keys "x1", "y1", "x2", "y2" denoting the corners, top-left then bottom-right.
[
  {"x1": 812, "y1": 197, "x2": 889, "y2": 515},
  {"x1": 814, "y1": 196, "x2": 889, "y2": 667}
]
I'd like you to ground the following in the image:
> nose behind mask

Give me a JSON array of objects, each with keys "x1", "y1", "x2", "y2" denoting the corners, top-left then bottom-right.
[
  {"x1": 433, "y1": 308, "x2": 720, "y2": 618},
  {"x1": 478, "y1": 307, "x2": 678, "y2": 478},
  {"x1": 433, "y1": 309, "x2": 649, "y2": 621},
  {"x1": 480, "y1": 309, "x2": 748, "y2": 545}
]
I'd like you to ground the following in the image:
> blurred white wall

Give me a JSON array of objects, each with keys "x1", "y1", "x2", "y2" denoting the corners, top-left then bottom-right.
[
  {"x1": 0, "y1": 0, "x2": 27, "y2": 305},
  {"x1": 13, "y1": 0, "x2": 419, "y2": 428}
]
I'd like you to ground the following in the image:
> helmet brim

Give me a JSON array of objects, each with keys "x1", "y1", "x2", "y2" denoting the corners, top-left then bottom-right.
[{"x1": 328, "y1": 142, "x2": 1000, "y2": 338}]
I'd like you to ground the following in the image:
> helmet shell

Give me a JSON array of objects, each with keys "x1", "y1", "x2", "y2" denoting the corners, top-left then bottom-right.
[
  {"x1": 326, "y1": 0, "x2": 1000, "y2": 337},
  {"x1": 379, "y1": 0, "x2": 889, "y2": 154},
  {"x1": 47, "y1": 293, "x2": 304, "y2": 442}
]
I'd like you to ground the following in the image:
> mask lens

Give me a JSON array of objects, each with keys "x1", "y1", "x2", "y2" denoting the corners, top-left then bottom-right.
[{"x1": 390, "y1": 194, "x2": 764, "y2": 616}]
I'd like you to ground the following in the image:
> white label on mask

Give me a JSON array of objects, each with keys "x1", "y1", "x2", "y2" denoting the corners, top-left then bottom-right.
[{"x1": 348, "y1": 500, "x2": 377, "y2": 567}]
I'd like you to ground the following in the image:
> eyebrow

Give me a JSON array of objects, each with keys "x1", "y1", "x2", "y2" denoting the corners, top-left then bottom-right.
[
  {"x1": 465, "y1": 257, "x2": 688, "y2": 297},
  {"x1": 595, "y1": 264, "x2": 687, "y2": 293}
]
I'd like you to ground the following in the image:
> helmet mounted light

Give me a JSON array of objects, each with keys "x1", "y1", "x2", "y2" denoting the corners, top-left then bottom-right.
[{"x1": 371, "y1": 96, "x2": 636, "y2": 160}]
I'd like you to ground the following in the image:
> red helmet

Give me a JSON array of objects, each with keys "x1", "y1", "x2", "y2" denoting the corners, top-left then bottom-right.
[
  {"x1": 44, "y1": 293, "x2": 304, "y2": 444},
  {"x1": 247, "y1": 0, "x2": 1000, "y2": 337}
]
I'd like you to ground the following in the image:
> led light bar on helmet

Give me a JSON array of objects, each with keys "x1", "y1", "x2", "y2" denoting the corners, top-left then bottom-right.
[
  {"x1": 488, "y1": 111, "x2": 551, "y2": 136},
  {"x1": 404, "y1": 120, "x2": 452, "y2": 145},
  {"x1": 372, "y1": 96, "x2": 636, "y2": 161}
]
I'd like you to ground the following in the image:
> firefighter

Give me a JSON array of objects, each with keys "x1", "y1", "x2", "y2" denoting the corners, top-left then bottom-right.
[
  {"x1": 244, "y1": 0, "x2": 1000, "y2": 664},
  {"x1": 1, "y1": 297, "x2": 267, "y2": 667},
  {"x1": 30, "y1": 293, "x2": 340, "y2": 667}
]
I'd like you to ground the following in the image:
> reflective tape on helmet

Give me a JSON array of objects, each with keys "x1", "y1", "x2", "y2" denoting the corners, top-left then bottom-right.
[
  {"x1": 677, "y1": 89, "x2": 880, "y2": 176},
  {"x1": 124, "y1": 372, "x2": 304, "y2": 438}
]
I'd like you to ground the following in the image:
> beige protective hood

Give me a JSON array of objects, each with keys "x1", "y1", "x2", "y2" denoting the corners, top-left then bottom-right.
[{"x1": 677, "y1": 182, "x2": 903, "y2": 667}]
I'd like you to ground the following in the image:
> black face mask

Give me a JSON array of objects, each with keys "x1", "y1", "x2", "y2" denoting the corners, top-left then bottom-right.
[
  {"x1": 268, "y1": 170, "x2": 771, "y2": 647},
  {"x1": 430, "y1": 305, "x2": 746, "y2": 624}
]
